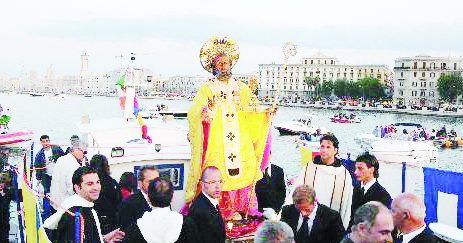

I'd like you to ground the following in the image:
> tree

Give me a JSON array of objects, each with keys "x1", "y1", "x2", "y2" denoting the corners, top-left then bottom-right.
[
  {"x1": 357, "y1": 77, "x2": 386, "y2": 100},
  {"x1": 333, "y1": 79, "x2": 348, "y2": 98},
  {"x1": 437, "y1": 73, "x2": 463, "y2": 104},
  {"x1": 304, "y1": 76, "x2": 320, "y2": 98},
  {"x1": 321, "y1": 80, "x2": 334, "y2": 97}
]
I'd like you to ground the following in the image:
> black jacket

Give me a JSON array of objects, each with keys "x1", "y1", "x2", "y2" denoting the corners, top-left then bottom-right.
[
  {"x1": 93, "y1": 174, "x2": 122, "y2": 234},
  {"x1": 117, "y1": 191, "x2": 151, "y2": 231},
  {"x1": 255, "y1": 164, "x2": 286, "y2": 213},
  {"x1": 393, "y1": 227, "x2": 438, "y2": 243},
  {"x1": 0, "y1": 189, "x2": 11, "y2": 241},
  {"x1": 189, "y1": 193, "x2": 225, "y2": 243},
  {"x1": 280, "y1": 203, "x2": 345, "y2": 243},
  {"x1": 349, "y1": 181, "x2": 391, "y2": 229},
  {"x1": 53, "y1": 206, "x2": 101, "y2": 243},
  {"x1": 122, "y1": 216, "x2": 199, "y2": 243}
]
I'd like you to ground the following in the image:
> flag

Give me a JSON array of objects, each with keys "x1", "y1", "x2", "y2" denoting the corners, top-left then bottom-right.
[
  {"x1": 133, "y1": 97, "x2": 140, "y2": 117},
  {"x1": 299, "y1": 146, "x2": 312, "y2": 166},
  {"x1": 424, "y1": 167, "x2": 463, "y2": 229},
  {"x1": 116, "y1": 74, "x2": 125, "y2": 89}
]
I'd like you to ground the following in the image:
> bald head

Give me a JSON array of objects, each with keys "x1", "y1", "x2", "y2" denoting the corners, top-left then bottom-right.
[{"x1": 391, "y1": 193, "x2": 426, "y2": 233}]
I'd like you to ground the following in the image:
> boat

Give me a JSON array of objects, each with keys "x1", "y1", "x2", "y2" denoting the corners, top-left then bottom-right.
[
  {"x1": 77, "y1": 83, "x2": 191, "y2": 211},
  {"x1": 0, "y1": 130, "x2": 34, "y2": 147},
  {"x1": 330, "y1": 113, "x2": 361, "y2": 123},
  {"x1": 274, "y1": 116, "x2": 315, "y2": 136},
  {"x1": 29, "y1": 92, "x2": 45, "y2": 97},
  {"x1": 158, "y1": 110, "x2": 188, "y2": 119},
  {"x1": 355, "y1": 123, "x2": 438, "y2": 163}
]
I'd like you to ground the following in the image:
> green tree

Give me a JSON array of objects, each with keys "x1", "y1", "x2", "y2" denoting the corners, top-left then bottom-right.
[
  {"x1": 333, "y1": 79, "x2": 348, "y2": 97},
  {"x1": 437, "y1": 73, "x2": 463, "y2": 103},
  {"x1": 321, "y1": 80, "x2": 334, "y2": 97},
  {"x1": 347, "y1": 81, "x2": 361, "y2": 98},
  {"x1": 358, "y1": 77, "x2": 386, "y2": 100},
  {"x1": 304, "y1": 76, "x2": 320, "y2": 98}
]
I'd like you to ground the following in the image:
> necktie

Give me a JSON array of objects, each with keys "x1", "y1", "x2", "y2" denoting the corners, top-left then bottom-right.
[
  {"x1": 360, "y1": 186, "x2": 365, "y2": 196},
  {"x1": 296, "y1": 216, "x2": 310, "y2": 242},
  {"x1": 396, "y1": 232, "x2": 403, "y2": 243}
]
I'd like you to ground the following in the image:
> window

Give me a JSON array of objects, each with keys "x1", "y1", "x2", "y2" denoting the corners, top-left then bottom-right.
[
  {"x1": 331, "y1": 60, "x2": 334, "y2": 65},
  {"x1": 422, "y1": 72, "x2": 425, "y2": 77},
  {"x1": 377, "y1": 74, "x2": 381, "y2": 79},
  {"x1": 318, "y1": 60, "x2": 320, "y2": 64},
  {"x1": 423, "y1": 62, "x2": 426, "y2": 69},
  {"x1": 414, "y1": 72, "x2": 417, "y2": 77},
  {"x1": 305, "y1": 60, "x2": 307, "y2": 64},
  {"x1": 399, "y1": 90, "x2": 404, "y2": 96},
  {"x1": 429, "y1": 91, "x2": 434, "y2": 97},
  {"x1": 412, "y1": 91, "x2": 418, "y2": 96},
  {"x1": 400, "y1": 82, "x2": 404, "y2": 86},
  {"x1": 430, "y1": 72, "x2": 435, "y2": 78},
  {"x1": 414, "y1": 62, "x2": 417, "y2": 69},
  {"x1": 324, "y1": 60, "x2": 327, "y2": 64},
  {"x1": 401, "y1": 72, "x2": 403, "y2": 77},
  {"x1": 370, "y1": 69, "x2": 374, "y2": 73},
  {"x1": 402, "y1": 63, "x2": 405, "y2": 67},
  {"x1": 455, "y1": 63, "x2": 457, "y2": 70},
  {"x1": 420, "y1": 90, "x2": 426, "y2": 97},
  {"x1": 311, "y1": 60, "x2": 313, "y2": 64},
  {"x1": 430, "y1": 82, "x2": 434, "y2": 87}
]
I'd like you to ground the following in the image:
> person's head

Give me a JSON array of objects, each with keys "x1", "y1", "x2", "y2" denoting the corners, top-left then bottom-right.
[
  {"x1": 292, "y1": 185, "x2": 317, "y2": 217},
  {"x1": 351, "y1": 201, "x2": 393, "y2": 243},
  {"x1": 212, "y1": 54, "x2": 232, "y2": 77},
  {"x1": 0, "y1": 172, "x2": 11, "y2": 191},
  {"x1": 89, "y1": 154, "x2": 110, "y2": 176},
  {"x1": 391, "y1": 193, "x2": 426, "y2": 233},
  {"x1": 72, "y1": 166, "x2": 101, "y2": 202},
  {"x1": 319, "y1": 134, "x2": 339, "y2": 163},
  {"x1": 40, "y1": 135, "x2": 50, "y2": 149},
  {"x1": 119, "y1": 172, "x2": 137, "y2": 192},
  {"x1": 200, "y1": 166, "x2": 223, "y2": 199},
  {"x1": 148, "y1": 177, "x2": 174, "y2": 208},
  {"x1": 254, "y1": 220, "x2": 295, "y2": 243},
  {"x1": 70, "y1": 135, "x2": 80, "y2": 147},
  {"x1": 137, "y1": 165, "x2": 159, "y2": 193},
  {"x1": 354, "y1": 153, "x2": 379, "y2": 183},
  {"x1": 70, "y1": 144, "x2": 87, "y2": 162}
]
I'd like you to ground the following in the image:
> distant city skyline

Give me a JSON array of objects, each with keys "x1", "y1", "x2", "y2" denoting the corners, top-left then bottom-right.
[{"x1": 1, "y1": 0, "x2": 463, "y2": 77}]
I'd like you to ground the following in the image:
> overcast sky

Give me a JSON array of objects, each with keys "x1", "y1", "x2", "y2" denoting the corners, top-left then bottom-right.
[{"x1": 1, "y1": 0, "x2": 462, "y2": 77}]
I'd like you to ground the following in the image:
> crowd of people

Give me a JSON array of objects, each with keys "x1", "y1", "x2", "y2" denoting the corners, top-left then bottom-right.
[
  {"x1": 0, "y1": 36, "x2": 446, "y2": 243},
  {"x1": 373, "y1": 124, "x2": 459, "y2": 141}
]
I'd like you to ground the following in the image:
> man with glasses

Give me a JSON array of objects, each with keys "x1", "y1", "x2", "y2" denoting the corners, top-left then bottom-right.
[
  {"x1": 50, "y1": 143, "x2": 87, "y2": 210},
  {"x1": 189, "y1": 166, "x2": 226, "y2": 243}
]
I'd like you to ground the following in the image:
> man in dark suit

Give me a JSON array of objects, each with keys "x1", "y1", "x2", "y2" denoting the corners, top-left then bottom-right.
[
  {"x1": 117, "y1": 165, "x2": 159, "y2": 231},
  {"x1": 255, "y1": 159, "x2": 286, "y2": 214},
  {"x1": 349, "y1": 153, "x2": 392, "y2": 230},
  {"x1": 391, "y1": 193, "x2": 438, "y2": 243},
  {"x1": 280, "y1": 184, "x2": 345, "y2": 243},
  {"x1": 189, "y1": 166, "x2": 225, "y2": 243}
]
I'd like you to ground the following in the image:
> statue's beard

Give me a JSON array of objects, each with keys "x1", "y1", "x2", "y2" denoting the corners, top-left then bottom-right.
[{"x1": 213, "y1": 69, "x2": 232, "y2": 79}]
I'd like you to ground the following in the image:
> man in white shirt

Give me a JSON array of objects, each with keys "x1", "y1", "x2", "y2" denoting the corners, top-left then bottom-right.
[
  {"x1": 49, "y1": 145, "x2": 86, "y2": 210},
  {"x1": 391, "y1": 193, "x2": 437, "y2": 243},
  {"x1": 280, "y1": 184, "x2": 345, "y2": 243}
]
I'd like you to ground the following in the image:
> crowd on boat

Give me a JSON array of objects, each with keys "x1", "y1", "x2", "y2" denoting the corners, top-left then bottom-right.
[{"x1": 372, "y1": 124, "x2": 459, "y2": 142}]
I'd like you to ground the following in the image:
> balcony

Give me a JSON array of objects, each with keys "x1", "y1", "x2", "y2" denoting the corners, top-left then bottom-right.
[{"x1": 394, "y1": 67, "x2": 410, "y2": 70}]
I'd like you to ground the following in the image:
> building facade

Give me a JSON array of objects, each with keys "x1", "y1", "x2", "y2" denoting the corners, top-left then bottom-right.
[
  {"x1": 258, "y1": 52, "x2": 391, "y2": 98},
  {"x1": 162, "y1": 74, "x2": 256, "y2": 95},
  {"x1": 393, "y1": 55, "x2": 463, "y2": 106}
]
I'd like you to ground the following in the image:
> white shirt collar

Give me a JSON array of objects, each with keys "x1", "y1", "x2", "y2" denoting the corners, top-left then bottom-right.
[
  {"x1": 140, "y1": 189, "x2": 152, "y2": 208},
  {"x1": 362, "y1": 179, "x2": 376, "y2": 193},
  {"x1": 202, "y1": 192, "x2": 219, "y2": 208},
  {"x1": 403, "y1": 225, "x2": 426, "y2": 243},
  {"x1": 266, "y1": 164, "x2": 272, "y2": 177},
  {"x1": 297, "y1": 203, "x2": 318, "y2": 232}
]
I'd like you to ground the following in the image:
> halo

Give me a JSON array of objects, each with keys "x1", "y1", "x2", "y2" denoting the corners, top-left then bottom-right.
[{"x1": 199, "y1": 37, "x2": 240, "y2": 73}]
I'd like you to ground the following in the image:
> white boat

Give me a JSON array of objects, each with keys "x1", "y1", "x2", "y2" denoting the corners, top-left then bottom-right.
[
  {"x1": 275, "y1": 116, "x2": 325, "y2": 136},
  {"x1": 355, "y1": 124, "x2": 438, "y2": 164},
  {"x1": 78, "y1": 83, "x2": 191, "y2": 211}
]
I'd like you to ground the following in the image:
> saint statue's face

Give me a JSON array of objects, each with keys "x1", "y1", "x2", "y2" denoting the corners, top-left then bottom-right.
[{"x1": 213, "y1": 55, "x2": 232, "y2": 77}]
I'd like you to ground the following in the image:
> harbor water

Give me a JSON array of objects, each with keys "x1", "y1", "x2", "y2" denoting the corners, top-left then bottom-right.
[{"x1": 1, "y1": 93, "x2": 463, "y2": 180}]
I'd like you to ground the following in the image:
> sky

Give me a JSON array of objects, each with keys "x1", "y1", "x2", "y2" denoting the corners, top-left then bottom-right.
[{"x1": 1, "y1": 0, "x2": 462, "y2": 78}]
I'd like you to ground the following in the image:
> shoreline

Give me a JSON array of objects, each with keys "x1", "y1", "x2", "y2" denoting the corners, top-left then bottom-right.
[{"x1": 270, "y1": 102, "x2": 463, "y2": 118}]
